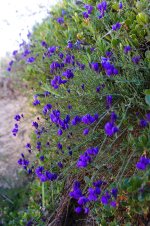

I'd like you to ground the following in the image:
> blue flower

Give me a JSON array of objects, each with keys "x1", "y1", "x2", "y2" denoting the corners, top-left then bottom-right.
[
  {"x1": 75, "y1": 206, "x2": 82, "y2": 214},
  {"x1": 82, "y1": 11, "x2": 89, "y2": 18},
  {"x1": 57, "y1": 17, "x2": 64, "y2": 24},
  {"x1": 140, "y1": 119, "x2": 148, "y2": 127},
  {"x1": 33, "y1": 99, "x2": 40, "y2": 106},
  {"x1": 14, "y1": 114, "x2": 21, "y2": 121},
  {"x1": 119, "y1": 2, "x2": 123, "y2": 9},
  {"x1": 26, "y1": 57, "x2": 35, "y2": 63},
  {"x1": 84, "y1": 4, "x2": 93, "y2": 14},
  {"x1": 62, "y1": 69, "x2": 74, "y2": 79},
  {"x1": 112, "y1": 22, "x2": 121, "y2": 31},
  {"x1": 57, "y1": 129, "x2": 63, "y2": 136},
  {"x1": 97, "y1": 1, "x2": 107, "y2": 18},
  {"x1": 78, "y1": 196, "x2": 89, "y2": 205},
  {"x1": 67, "y1": 41, "x2": 73, "y2": 49},
  {"x1": 83, "y1": 128, "x2": 90, "y2": 135},
  {"x1": 72, "y1": 116, "x2": 82, "y2": 125},
  {"x1": 132, "y1": 55, "x2": 141, "y2": 64},
  {"x1": 136, "y1": 156, "x2": 150, "y2": 170},
  {"x1": 106, "y1": 95, "x2": 112, "y2": 108},
  {"x1": 91, "y1": 62, "x2": 100, "y2": 72},
  {"x1": 104, "y1": 122, "x2": 119, "y2": 136},
  {"x1": 124, "y1": 45, "x2": 131, "y2": 54},
  {"x1": 101, "y1": 195, "x2": 109, "y2": 205},
  {"x1": 32, "y1": 122, "x2": 38, "y2": 129}
]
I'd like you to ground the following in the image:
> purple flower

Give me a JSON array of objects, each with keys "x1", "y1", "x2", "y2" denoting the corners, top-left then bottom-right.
[
  {"x1": 146, "y1": 113, "x2": 150, "y2": 122},
  {"x1": 42, "y1": 104, "x2": 52, "y2": 115},
  {"x1": 57, "y1": 129, "x2": 63, "y2": 136},
  {"x1": 72, "y1": 115, "x2": 81, "y2": 125},
  {"x1": 84, "y1": 207, "x2": 89, "y2": 214},
  {"x1": 36, "y1": 141, "x2": 41, "y2": 150},
  {"x1": 140, "y1": 119, "x2": 148, "y2": 127},
  {"x1": 106, "y1": 95, "x2": 112, "y2": 108},
  {"x1": 12, "y1": 50, "x2": 18, "y2": 56},
  {"x1": 81, "y1": 84, "x2": 85, "y2": 90},
  {"x1": 136, "y1": 156, "x2": 150, "y2": 170},
  {"x1": 48, "y1": 46, "x2": 56, "y2": 53},
  {"x1": 57, "y1": 17, "x2": 64, "y2": 24},
  {"x1": 93, "y1": 180, "x2": 103, "y2": 187},
  {"x1": 59, "y1": 52, "x2": 64, "y2": 59},
  {"x1": 132, "y1": 55, "x2": 141, "y2": 64},
  {"x1": 40, "y1": 156, "x2": 44, "y2": 161},
  {"x1": 41, "y1": 41, "x2": 47, "y2": 48},
  {"x1": 124, "y1": 45, "x2": 131, "y2": 54},
  {"x1": 62, "y1": 9, "x2": 66, "y2": 16},
  {"x1": 111, "y1": 188, "x2": 118, "y2": 199},
  {"x1": 77, "y1": 153, "x2": 91, "y2": 168},
  {"x1": 84, "y1": 4, "x2": 93, "y2": 14},
  {"x1": 101, "y1": 57, "x2": 118, "y2": 76},
  {"x1": 88, "y1": 188, "x2": 98, "y2": 201},
  {"x1": 25, "y1": 143, "x2": 31, "y2": 149},
  {"x1": 70, "y1": 182, "x2": 83, "y2": 200},
  {"x1": 77, "y1": 147, "x2": 99, "y2": 168},
  {"x1": 110, "y1": 201, "x2": 117, "y2": 207},
  {"x1": 110, "y1": 112, "x2": 117, "y2": 122},
  {"x1": 7, "y1": 67, "x2": 11, "y2": 72},
  {"x1": 86, "y1": 147, "x2": 99, "y2": 156},
  {"x1": 96, "y1": 86, "x2": 101, "y2": 93},
  {"x1": 75, "y1": 206, "x2": 82, "y2": 214},
  {"x1": 91, "y1": 62, "x2": 100, "y2": 72},
  {"x1": 58, "y1": 162, "x2": 63, "y2": 168},
  {"x1": 50, "y1": 61, "x2": 60, "y2": 72},
  {"x1": 112, "y1": 22, "x2": 121, "y2": 31},
  {"x1": 62, "y1": 69, "x2": 74, "y2": 79},
  {"x1": 33, "y1": 99, "x2": 40, "y2": 106},
  {"x1": 51, "y1": 75, "x2": 67, "y2": 89},
  {"x1": 14, "y1": 114, "x2": 21, "y2": 121},
  {"x1": 40, "y1": 174, "x2": 48, "y2": 182},
  {"x1": 67, "y1": 41, "x2": 73, "y2": 49},
  {"x1": 82, "y1": 114, "x2": 95, "y2": 125},
  {"x1": 57, "y1": 142, "x2": 62, "y2": 150},
  {"x1": 26, "y1": 220, "x2": 33, "y2": 226},
  {"x1": 68, "y1": 104, "x2": 72, "y2": 109},
  {"x1": 119, "y1": 2, "x2": 123, "y2": 9},
  {"x1": 97, "y1": 1, "x2": 107, "y2": 12},
  {"x1": 9, "y1": 60, "x2": 14, "y2": 66},
  {"x1": 101, "y1": 195, "x2": 109, "y2": 205},
  {"x1": 105, "y1": 51, "x2": 113, "y2": 58},
  {"x1": 50, "y1": 109, "x2": 60, "y2": 124},
  {"x1": 82, "y1": 11, "x2": 89, "y2": 18},
  {"x1": 83, "y1": 128, "x2": 90, "y2": 135},
  {"x1": 46, "y1": 171, "x2": 57, "y2": 181},
  {"x1": 32, "y1": 122, "x2": 38, "y2": 129},
  {"x1": 12, "y1": 125, "x2": 19, "y2": 136},
  {"x1": 26, "y1": 57, "x2": 35, "y2": 63},
  {"x1": 78, "y1": 196, "x2": 89, "y2": 205},
  {"x1": 104, "y1": 122, "x2": 119, "y2": 136}
]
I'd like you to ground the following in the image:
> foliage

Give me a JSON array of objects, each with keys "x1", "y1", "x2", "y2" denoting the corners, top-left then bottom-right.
[{"x1": 6, "y1": 0, "x2": 150, "y2": 225}]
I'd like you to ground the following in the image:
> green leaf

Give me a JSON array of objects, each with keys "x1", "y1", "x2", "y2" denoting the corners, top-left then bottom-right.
[
  {"x1": 144, "y1": 89, "x2": 150, "y2": 95},
  {"x1": 84, "y1": 176, "x2": 91, "y2": 184},
  {"x1": 145, "y1": 95, "x2": 150, "y2": 106}
]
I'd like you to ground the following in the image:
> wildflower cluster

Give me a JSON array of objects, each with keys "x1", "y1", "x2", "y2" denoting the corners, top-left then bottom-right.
[
  {"x1": 7, "y1": 0, "x2": 150, "y2": 224},
  {"x1": 70, "y1": 180, "x2": 118, "y2": 214},
  {"x1": 12, "y1": 114, "x2": 23, "y2": 136}
]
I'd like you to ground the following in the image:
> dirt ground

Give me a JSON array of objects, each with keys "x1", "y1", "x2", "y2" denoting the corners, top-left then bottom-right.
[{"x1": 0, "y1": 77, "x2": 32, "y2": 188}]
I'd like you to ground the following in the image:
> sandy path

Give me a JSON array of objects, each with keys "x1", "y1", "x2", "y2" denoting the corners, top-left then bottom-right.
[{"x1": 0, "y1": 78, "x2": 32, "y2": 188}]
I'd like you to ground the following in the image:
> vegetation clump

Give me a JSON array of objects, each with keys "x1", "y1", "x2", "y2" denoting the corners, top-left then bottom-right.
[{"x1": 3, "y1": 0, "x2": 150, "y2": 225}]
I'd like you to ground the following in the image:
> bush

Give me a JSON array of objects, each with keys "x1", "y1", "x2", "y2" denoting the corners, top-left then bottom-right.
[{"x1": 7, "y1": 0, "x2": 150, "y2": 225}]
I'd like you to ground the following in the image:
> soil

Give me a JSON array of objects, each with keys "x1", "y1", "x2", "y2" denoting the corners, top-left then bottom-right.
[{"x1": 0, "y1": 77, "x2": 32, "y2": 188}]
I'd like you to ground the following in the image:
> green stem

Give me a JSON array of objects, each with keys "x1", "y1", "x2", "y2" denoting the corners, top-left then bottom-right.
[{"x1": 42, "y1": 182, "x2": 45, "y2": 209}]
